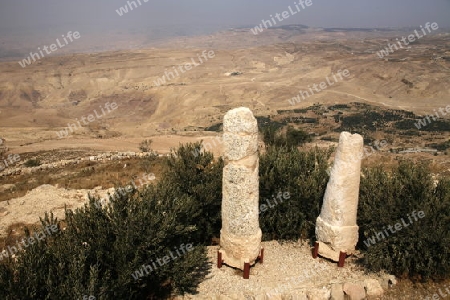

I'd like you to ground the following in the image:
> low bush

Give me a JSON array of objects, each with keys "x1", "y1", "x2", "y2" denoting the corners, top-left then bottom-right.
[
  {"x1": 161, "y1": 142, "x2": 224, "y2": 244},
  {"x1": 261, "y1": 125, "x2": 312, "y2": 148},
  {"x1": 0, "y1": 186, "x2": 209, "y2": 299},
  {"x1": 159, "y1": 141, "x2": 331, "y2": 242},
  {"x1": 259, "y1": 145, "x2": 331, "y2": 240},
  {"x1": 1, "y1": 140, "x2": 449, "y2": 298},
  {"x1": 24, "y1": 159, "x2": 41, "y2": 167},
  {"x1": 358, "y1": 160, "x2": 450, "y2": 281},
  {"x1": 139, "y1": 139, "x2": 153, "y2": 153}
]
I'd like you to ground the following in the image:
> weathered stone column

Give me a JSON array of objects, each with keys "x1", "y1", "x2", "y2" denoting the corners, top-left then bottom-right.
[
  {"x1": 220, "y1": 107, "x2": 261, "y2": 270},
  {"x1": 315, "y1": 131, "x2": 363, "y2": 261}
]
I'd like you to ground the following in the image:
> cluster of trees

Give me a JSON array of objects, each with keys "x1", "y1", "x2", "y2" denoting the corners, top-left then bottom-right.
[
  {"x1": 0, "y1": 135, "x2": 449, "y2": 298},
  {"x1": 261, "y1": 125, "x2": 312, "y2": 148}
]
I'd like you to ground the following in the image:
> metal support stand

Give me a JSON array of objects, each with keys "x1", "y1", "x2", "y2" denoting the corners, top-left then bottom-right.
[
  {"x1": 312, "y1": 241, "x2": 348, "y2": 268},
  {"x1": 312, "y1": 241, "x2": 319, "y2": 258},
  {"x1": 217, "y1": 250, "x2": 223, "y2": 268},
  {"x1": 217, "y1": 247, "x2": 264, "y2": 279},
  {"x1": 338, "y1": 251, "x2": 347, "y2": 268},
  {"x1": 243, "y1": 261, "x2": 250, "y2": 279}
]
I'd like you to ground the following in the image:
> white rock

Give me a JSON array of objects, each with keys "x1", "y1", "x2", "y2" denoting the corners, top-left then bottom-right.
[
  {"x1": 265, "y1": 293, "x2": 282, "y2": 300},
  {"x1": 330, "y1": 283, "x2": 344, "y2": 300},
  {"x1": 364, "y1": 279, "x2": 384, "y2": 297},
  {"x1": 379, "y1": 274, "x2": 397, "y2": 289},
  {"x1": 307, "y1": 287, "x2": 331, "y2": 300},
  {"x1": 343, "y1": 282, "x2": 366, "y2": 300},
  {"x1": 290, "y1": 290, "x2": 308, "y2": 300}
]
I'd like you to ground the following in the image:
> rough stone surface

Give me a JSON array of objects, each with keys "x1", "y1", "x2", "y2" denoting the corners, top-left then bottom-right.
[
  {"x1": 379, "y1": 274, "x2": 397, "y2": 290},
  {"x1": 265, "y1": 293, "x2": 283, "y2": 300},
  {"x1": 307, "y1": 287, "x2": 331, "y2": 300},
  {"x1": 330, "y1": 283, "x2": 345, "y2": 300},
  {"x1": 220, "y1": 107, "x2": 261, "y2": 270},
  {"x1": 316, "y1": 131, "x2": 363, "y2": 260},
  {"x1": 186, "y1": 241, "x2": 390, "y2": 299},
  {"x1": 343, "y1": 282, "x2": 366, "y2": 300},
  {"x1": 316, "y1": 241, "x2": 340, "y2": 262},
  {"x1": 0, "y1": 184, "x2": 111, "y2": 238},
  {"x1": 364, "y1": 279, "x2": 384, "y2": 297},
  {"x1": 290, "y1": 291, "x2": 308, "y2": 300}
]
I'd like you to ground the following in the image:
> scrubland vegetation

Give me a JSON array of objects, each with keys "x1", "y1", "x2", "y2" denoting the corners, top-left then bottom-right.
[{"x1": 0, "y1": 131, "x2": 449, "y2": 298}]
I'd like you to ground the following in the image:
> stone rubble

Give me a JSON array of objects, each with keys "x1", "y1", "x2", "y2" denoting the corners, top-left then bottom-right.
[{"x1": 0, "y1": 151, "x2": 158, "y2": 177}]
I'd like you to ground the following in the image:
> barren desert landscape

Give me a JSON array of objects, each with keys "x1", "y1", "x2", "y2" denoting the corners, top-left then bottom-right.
[{"x1": 0, "y1": 1, "x2": 450, "y2": 299}]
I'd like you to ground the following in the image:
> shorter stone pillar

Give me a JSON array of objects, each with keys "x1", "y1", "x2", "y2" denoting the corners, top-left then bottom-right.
[
  {"x1": 315, "y1": 131, "x2": 363, "y2": 261},
  {"x1": 219, "y1": 107, "x2": 262, "y2": 270}
]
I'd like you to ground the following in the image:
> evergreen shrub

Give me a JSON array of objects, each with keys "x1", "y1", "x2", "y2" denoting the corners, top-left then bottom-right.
[{"x1": 358, "y1": 160, "x2": 450, "y2": 281}]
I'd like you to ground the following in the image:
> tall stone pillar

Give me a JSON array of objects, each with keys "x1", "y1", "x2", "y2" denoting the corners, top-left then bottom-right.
[
  {"x1": 220, "y1": 107, "x2": 262, "y2": 270},
  {"x1": 315, "y1": 131, "x2": 363, "y2": 261}
]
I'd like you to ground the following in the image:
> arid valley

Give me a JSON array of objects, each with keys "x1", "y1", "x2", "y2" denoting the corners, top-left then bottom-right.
[{"x1": 1, "y1": 20, "x2": 450, "y2": 299}]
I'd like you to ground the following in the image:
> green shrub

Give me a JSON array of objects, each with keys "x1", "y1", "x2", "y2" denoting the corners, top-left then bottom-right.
[
  {"x1": 259, "y1": 145, "x2": 331, "y2": 240},
  {"x1": 2, "y1": 139, "x2": 450, "y2": 297},
  {"x1": 161, "y1": 142, "x2": 224, "y2": 244},
  {"x1": 358, "y1": 160, "x2": 450, "y2": 281},
  {"x1": 139, "y1": 139, "x2": 153, "y2": 152},
  {"x1": 154, "y1": 141, "x2": 331, "y2": 243},
  {"x1": 24, "y1": 159, "x2": 41, "y2": 167},
  {"x1": 285, "y1": 127, "x2": 312, "y2": 147},
  {"x1": 159, "y1": 141, "x2": 332, "y2": 242},
  {"x1": 204, "y1": 123, "x2": 222, "y2": 132},
  {"x1": 0, "y1": 186, "x2": 209, "y2": 299},
  {"x1": 435, "y1": 140, "x2": 450, "y2": 151},
  {"x1": 261, "y1": 126, "x2": 312, "y2": 148}
]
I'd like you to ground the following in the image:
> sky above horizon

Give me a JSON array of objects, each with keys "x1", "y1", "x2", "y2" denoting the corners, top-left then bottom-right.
[
  {"x1": 1, "y1": 0, "x2": 449, "y2": 32},
  {"x1": 0, "y1": 0, "x2": 450, "y2": 55}
]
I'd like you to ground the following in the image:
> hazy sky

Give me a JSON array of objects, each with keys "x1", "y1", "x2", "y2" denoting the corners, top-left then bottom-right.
[
  {"x1": 1, "y1": 0, "x2": 449, "y2": 32},
  {"x1": 0, "y1": 0, "x2": 449, "y2": 55}
]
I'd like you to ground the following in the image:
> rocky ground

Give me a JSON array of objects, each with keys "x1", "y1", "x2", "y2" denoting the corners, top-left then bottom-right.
[
  {"x1": 182, "y1": 241, "x2": 450, "y2": 299},
  {"x1": 184, "y1": 240, "x2": 390, "y2": 299},
  {"x1": 0, "y1": 184, "x2": 111, "y2": 239}
]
